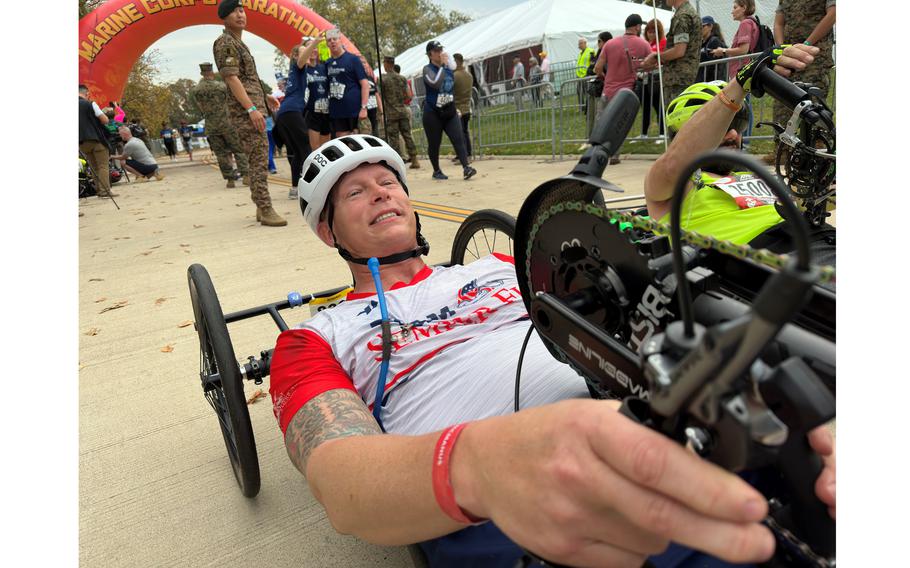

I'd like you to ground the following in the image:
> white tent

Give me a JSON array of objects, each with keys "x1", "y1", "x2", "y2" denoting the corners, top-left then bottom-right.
[{"x1": 394, "y1": 0, "x2": 673, "y2": 82}]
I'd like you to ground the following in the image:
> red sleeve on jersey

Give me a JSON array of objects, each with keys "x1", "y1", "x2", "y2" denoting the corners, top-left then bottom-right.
[
  {"x1": 269, "y1": 328, "x2": 357, "y2": 434},
  {"x1": 492, "y1": 252, "x2": 515, "y2": 264}
]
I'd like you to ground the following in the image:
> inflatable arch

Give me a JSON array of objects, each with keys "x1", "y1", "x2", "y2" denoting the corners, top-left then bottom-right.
[{"x1": 78, "y1": 0, "x2": 361, "y2": 104}]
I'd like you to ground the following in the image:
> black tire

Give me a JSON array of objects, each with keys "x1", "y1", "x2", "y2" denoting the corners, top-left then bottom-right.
[
  {"x1": 187, "y1": 264, "x2": 260, "y2": 498},
  {"x1": 450, "y1": 209, "x2": 516, "y2": 265}
]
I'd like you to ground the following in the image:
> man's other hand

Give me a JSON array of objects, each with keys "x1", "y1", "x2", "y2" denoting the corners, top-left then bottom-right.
[
  {"x1": 249, "y1": 109, "x2": 266, "y2": 132},
  {"x1": 266, "y1": 94, "x2": 280, "y2": 113},
  {"x1": 808, "y1": 426, "x2": 836, "y2": 520},
  {"x1": 772, "y1": 43, "x2": 819, "y2": 77}
]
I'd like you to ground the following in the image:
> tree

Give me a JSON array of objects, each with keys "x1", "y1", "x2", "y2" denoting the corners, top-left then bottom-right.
[
  {"x1": 167, "y1": 78, "x2": 204, "y2": 125},
  {"x1": 301, "y1": 0, "x2": 472, "y2": 64},
  {"x1": 79, "y1": 0, "x2": 105, "y2": 18},
  {"x1": 121, "y1": 50, "x2": 173, "y2": 131}
]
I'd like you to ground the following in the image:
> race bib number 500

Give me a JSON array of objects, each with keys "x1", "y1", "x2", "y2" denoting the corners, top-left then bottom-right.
[{"x1": 713, "y1": 174, "x2": 777, "y2": 209}]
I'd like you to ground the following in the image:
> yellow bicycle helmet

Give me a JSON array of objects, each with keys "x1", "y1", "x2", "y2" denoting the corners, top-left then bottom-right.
[{"x1": 666, "y1": 81, "x2": 749, "y2": 139}]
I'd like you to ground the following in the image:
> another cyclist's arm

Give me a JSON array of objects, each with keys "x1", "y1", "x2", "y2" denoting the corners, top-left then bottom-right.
[{"x1": 645, "y1": 44, "x2": 818, "y2": 219}]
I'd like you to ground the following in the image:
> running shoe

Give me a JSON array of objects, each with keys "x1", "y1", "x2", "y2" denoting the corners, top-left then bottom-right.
[
  {"x1": 432, "y1": 171, "x2": 448, "y2": 180},
  {"x1": 463, "y1": 166, "x2": 477, "y2": 180}
]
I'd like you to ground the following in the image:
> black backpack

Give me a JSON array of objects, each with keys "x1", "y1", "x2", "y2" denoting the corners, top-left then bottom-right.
[{"x1": 750, "y1": 15, "x2": 775, "y2": 54}]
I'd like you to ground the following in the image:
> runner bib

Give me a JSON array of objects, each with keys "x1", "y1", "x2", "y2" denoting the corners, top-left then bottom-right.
[{"x1": 711, "y1": 173, "x2": 777, "y2": 209}]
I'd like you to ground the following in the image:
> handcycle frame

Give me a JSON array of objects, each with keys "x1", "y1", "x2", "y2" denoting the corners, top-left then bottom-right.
[{"x1": 188, "y1": 209, "x2": 518, "y2": 498}]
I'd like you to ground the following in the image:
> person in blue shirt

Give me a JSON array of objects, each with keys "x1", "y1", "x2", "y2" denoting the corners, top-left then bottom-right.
[
  {"x1": 304, "y1": 47, "x2": 331, "y2": 151},
  {"x1": 324, "y1": 28, "x2": 369, "y2": 138},
  {"x1": 422, "y1": 41, "x2": 476, "y2": 181},
  {"x1": 274, "y1": 33, "x2": 323, "y2": 198}
]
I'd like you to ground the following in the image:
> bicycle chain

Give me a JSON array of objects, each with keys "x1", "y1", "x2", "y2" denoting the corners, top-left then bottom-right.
[
  {"x1": 522, "y1": 201, "x2": 836, "y2": 284},
  {"x1": 522, "y1": 202, "x2": 836, "y2": 566},
  {"x1": 764, "y1": 509, "x2": 834, "y2": 568}
]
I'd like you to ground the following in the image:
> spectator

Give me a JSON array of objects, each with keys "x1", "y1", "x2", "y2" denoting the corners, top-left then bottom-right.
[
  {"x1": 585, "y1": 31, "x2": 612, "y2": 139},
  {"x1": 452, "y1": 53, "x2": 474, "y2": 162},
  {"x1": 358, "y1": 55, "x2": 383, "y2": 137},
  {"x1": 422, "y1": 41, "x2": 476, "y2": 181},
  {"x1": 275, "y1": 35, "x2": 321, "y2": 199},
  {"x1": 528, "y1": 56, "x2": 542, "y2": 108},
  {"x1": 303, "y1": 48, "x2": 332, "y2": 152},
  {"x1": 642, "y1": 0, "x2": 702, "y2": 113},
  {"x1": 771, "y1": 0, "x2": 835, "y2": 143},
  {"x1": 78, "y1": 84, "x2": 117, "y2": 199},
  {"x1": 111, "y1": 125, "x2": 164, "y2": 182},
  {"x1": 575, "y1": 37, "x2": 596, "y2": 111},
  {"x1": 698, "y1": 16, "x2": 727, "y2": 82},
  {"x1": 213, "y1": 0, "x2": 285, "y2": 227},
  {"x1": 538, "y1": 51, "x2": 550, "y2": 82},
  {"x1": 510, "y1": 55, "x2": 525, "y2": 111},
  {"x1": 191, "y1": 61, "x2": 250, "y2": 188},
  {"x1": 639, "y1": 19, "x2": 667, "y2": 140},
  {"x1": 325, "y1": 27, "x2": 369, "y2": 138},
  {"x1": 112, "y1": 101, "x2": 126, "y2": 123},
  {"x1": 713, "y1": 1, "x2": 758, "y2": 81},
  {"x1": 179, "y1": 120, "x2": 195, "y2": 161},
  {"x1": 160, "y1": 122, "x2": 177, "y2": 161},
  {"x1": 593, "y1": 15, "x2": 651, "y2": 164},
  {"x1": 128, "y1": 118, "x2": 152, "y2": 151}
]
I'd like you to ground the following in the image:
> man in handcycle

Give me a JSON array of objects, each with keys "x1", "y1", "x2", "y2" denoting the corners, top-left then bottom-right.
[{"x1": 269, "y1": 43, "x2": 834, "y2": 568}]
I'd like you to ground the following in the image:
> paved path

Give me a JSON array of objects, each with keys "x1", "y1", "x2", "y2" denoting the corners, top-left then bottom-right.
[{"x1": 78, "y1": 151, "x2": 656, "y2": 567}]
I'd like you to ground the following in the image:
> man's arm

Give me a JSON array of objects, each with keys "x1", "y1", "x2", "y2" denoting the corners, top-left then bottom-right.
[
  {"x1": 223, "y1": 74, "x2": 265, "y2": 132},
  {"x1": 644, "y1": 44, "x2": 819, "y2": 219},
  {"x1": 359, "y1": 78, "x2": 370, "y2": 119},
  {"x1": 298, "y1": 394, "x2": 776, "y2": 564},
  {"x1": 806, "y1": 5, "x2": 836, "y2": 45},
  {"x1": 593, "y1": 46, "x2": 607, "y2": 78},
  {"x1": 643, "y1": 42, "x2": 686, "y2": 70},
  {"x1": 774, "y1": 11, "x2": 785, "y2": 44}
]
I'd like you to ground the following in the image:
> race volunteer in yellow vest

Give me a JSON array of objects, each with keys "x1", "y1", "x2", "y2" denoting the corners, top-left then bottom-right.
[{"x1": 576, "y1": 37, "x2": 596, "y2": 77}]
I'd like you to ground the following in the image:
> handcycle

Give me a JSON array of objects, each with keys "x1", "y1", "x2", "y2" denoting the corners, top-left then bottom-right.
[
  {"x1": 187, "y1": 58, "x2": 835, "y2": 567},
  {"x1": 187, "y1": 208, "x2": 518, "y2": 499}
]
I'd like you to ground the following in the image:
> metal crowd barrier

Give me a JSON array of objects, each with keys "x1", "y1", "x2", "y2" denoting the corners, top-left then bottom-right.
[{"x1": 397, "y1": 52, "x2": 833, "y2": 162}]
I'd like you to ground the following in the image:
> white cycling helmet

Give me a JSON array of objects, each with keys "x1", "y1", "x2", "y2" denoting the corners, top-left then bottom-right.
[{"x1": 298, "y1": 134, "x2": 408, "y2": 234}]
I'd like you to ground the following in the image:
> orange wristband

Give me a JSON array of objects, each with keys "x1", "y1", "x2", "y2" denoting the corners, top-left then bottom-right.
[
  {"x1": 717, "y1": 90, "x2": 742, "y2": 112},
  {"x1": 432, "y1": 423, "x2": 487, "y2": 525}
]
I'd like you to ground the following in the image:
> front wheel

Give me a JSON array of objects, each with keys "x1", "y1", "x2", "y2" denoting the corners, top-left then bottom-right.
[
  {"x1": 188, "y1": 264, "x2": 260, "y2": 498},
  {"x1": 450, "y1": 209, "x2": 516, "y2": 265}
]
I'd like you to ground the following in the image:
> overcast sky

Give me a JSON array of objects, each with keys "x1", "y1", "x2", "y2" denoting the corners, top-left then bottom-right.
[{"x1": 149, "y1": 0, "x2": 527, "y2": 84}]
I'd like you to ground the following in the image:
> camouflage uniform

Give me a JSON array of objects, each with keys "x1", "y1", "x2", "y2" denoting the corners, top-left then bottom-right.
[
  {"x1": 662, "y1": 0, "x2": 702, "y2": 108},
  {"x1": 773, "y1": 0, "x2": 835, "y2": 126},
  {"x1": 380, "y1": 70, "x2": 418, "y2": 160},
  {"x1": 213, "y1": 29, "x2": 272, "y2": 208},
  {"x1": 190, "y1": 70, "x2": 250, "y2": 180}
]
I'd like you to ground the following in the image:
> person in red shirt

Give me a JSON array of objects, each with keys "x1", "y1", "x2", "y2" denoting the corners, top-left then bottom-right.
[{"x1": 593, "y1": 13, "x2": 652, "y2": 163}]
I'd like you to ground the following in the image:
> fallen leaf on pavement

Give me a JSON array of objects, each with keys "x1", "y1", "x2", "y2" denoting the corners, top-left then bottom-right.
[
  {"x1": 99, "y1": 300, "x2": 129, "y2": 314},
  {"x1": 89, "y1": 278, "x2": 104, "y2": 282},
  {"x1": 177, "y1": 320, "x2": 193, "y2": 328},
  {"x1": 193, "y1": 224, "x2": 204, "y2": 229},
  {"x1": 179, "y1": 244, "x2": 191, "y2": 247},
  {"x1": 85, "y1": 328, "x2": 100, "y2": 336},
  {"x1": 150, "y1": 245, "x2": 162, "y2": 249},
  {"x1": 139, "y1": 250, "x2": 154, "y2": 256},
  {"x1": 160, "y1": 344, "x2": 174, "y2": 353},
  {"x1": 247, "y1": 389, "x2": 267, "y2": 405},
  {"x1": 94, "y1": 297, "x2": 107, "y2": 303},
  {"x1": 154, "y1": 297, "x2": 173, "y2": 306}
]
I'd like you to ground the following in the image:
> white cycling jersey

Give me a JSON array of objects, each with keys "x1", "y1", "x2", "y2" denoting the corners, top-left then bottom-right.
[{"x1": 270, "y1": 254, "x2": 589, "y2": 435}]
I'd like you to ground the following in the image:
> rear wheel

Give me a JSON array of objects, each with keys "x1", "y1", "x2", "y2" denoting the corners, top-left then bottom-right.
[
  {"x1": 450, "y1": 209, "x2": 516, "y2": 265},
  {"x1": 188, "y1": 264, "x2": 260, "y2": 498}
]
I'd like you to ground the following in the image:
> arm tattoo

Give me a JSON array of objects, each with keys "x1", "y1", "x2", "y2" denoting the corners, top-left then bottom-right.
[{"x1": 284, "y1": 389, "x2": 381, "y2": 476}]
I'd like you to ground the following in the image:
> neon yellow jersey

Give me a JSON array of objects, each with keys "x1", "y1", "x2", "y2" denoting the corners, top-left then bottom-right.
[
  {"x1": 576, "y1": 47, "x2": 595, "y2": 77},
  {"x1": 658, "y1": 172, "x2": 784, "y2": 245}
]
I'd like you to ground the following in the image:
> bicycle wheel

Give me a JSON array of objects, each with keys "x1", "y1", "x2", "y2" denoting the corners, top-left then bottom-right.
[
  {"x1": 187, "y1": 264, "x2": 260, "y2": 498},
  {"x1": 450, "y1": 209, "x2": 516, "y2": 265}
]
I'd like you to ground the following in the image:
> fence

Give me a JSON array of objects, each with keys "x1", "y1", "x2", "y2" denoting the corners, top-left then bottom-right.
[{"x1": 402, "y1": 52, "x2": 834, "y2": 162}]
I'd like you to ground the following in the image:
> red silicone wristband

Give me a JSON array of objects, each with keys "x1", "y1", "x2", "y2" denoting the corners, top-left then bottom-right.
[{"x1": 432, "y1": 423, "x2": 487, "y2": 525}]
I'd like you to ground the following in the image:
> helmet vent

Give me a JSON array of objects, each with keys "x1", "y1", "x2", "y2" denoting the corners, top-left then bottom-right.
[
  {"x1": 323, "y1": 146, "x2": 343, "y2": 161},
  {"x1": 364, "y1": 137, "x2": 382, "y2": 147},
  {"x1": 303, "y1": 163, "x2": 321, "y2": 183},
  {"x1": 339, "y1": 137, "x2": 362, "y2": 151}
]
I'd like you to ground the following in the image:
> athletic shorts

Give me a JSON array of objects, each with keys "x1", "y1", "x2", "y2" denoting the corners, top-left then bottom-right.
[
  {"x1": 126, "y1": 159, "x2": 158, "y2": 177},
  {"x1": 306, "y1": 111, "x2": 330, "y2": 135},
  {"x1": 329, "y1": 116, "x2": 359, "y2": 135}
]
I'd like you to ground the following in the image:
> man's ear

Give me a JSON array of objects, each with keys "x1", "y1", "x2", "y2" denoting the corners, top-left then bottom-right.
[{"x1": 315, "y1": 219, "x2": 336, "y2": 248}]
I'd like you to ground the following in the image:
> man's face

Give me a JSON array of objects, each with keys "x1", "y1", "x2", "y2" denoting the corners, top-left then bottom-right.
[
  {"x1": 326, "y1": 34, "x2": 343, "y2": 55},
  {"x1": 317, "y1": 163, "x2": 417, "y2": 258},
  {"x1": 719, "y1": 128, "x2": 743, "y2": 150},
  {"x1": 578, "y1": 39, "x2": 586, "y2": 50},
  {"x1": 223, "y1": 7, "x2": 246, "y2": 30},
  {"x1": 119, "y1": 128, "x2": 131, "y2": 142}
]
